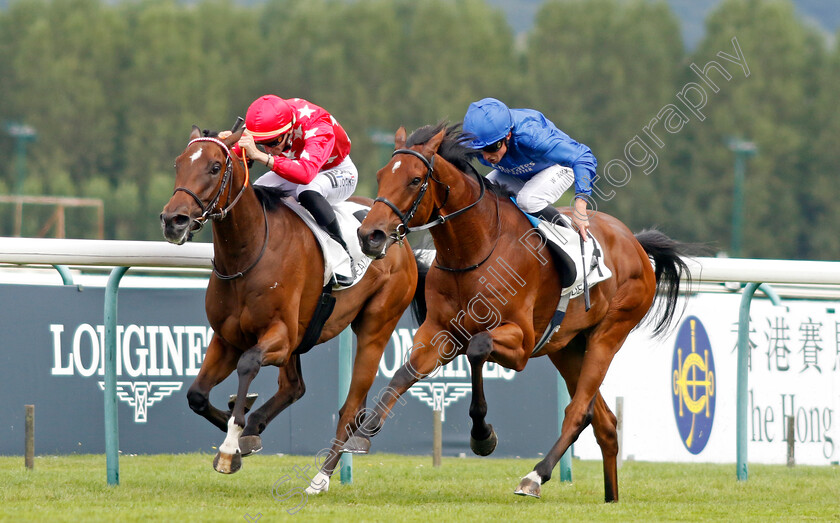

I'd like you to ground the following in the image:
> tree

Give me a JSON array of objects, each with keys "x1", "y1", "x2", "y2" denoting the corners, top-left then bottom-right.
[{"x1": 660, "y1": 0, "x2": 827, "y2": 258}]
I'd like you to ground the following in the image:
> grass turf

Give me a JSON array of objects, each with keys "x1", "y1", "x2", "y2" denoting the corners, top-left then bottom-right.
[{"x1": 1, "y1": 453, "x2": 839, "y2": 522}]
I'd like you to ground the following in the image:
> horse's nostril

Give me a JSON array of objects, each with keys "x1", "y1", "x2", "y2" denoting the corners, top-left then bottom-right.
[
  {"x1": 369, "y1": 229, "x2": 387, "y2": 246},
  {"x1": 171, "y1": 214, "x2": 191, "y2": 228}
]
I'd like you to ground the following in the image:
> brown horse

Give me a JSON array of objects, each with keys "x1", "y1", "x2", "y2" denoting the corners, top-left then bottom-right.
[
  {"x1": 346, "y1": 124, "x2": 690, "y2": 502},
  {"x1": 160, "y1": 127, "x2": 419, "y2": 491}
]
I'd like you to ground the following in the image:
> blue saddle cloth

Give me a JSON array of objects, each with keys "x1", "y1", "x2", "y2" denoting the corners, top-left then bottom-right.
[{"x1": 510, "y1": 197, "x2": 541, "y2": 228}]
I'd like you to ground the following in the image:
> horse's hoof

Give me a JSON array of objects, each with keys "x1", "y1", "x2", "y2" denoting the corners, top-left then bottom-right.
[
  {"x1": 239, "y1": 435, "x2": 263, "y2": 457},
  {"x1": 469, "y1": 425, "x2": 498, "y2": 456},
  {"x1": 213, "y1": 450, "x2": 242, "y2": 474},
  {"x1": 304, "y1": 472, "x2": 331, "y2": 495},
  {"x1": 514, "y1": 476, "x2": 541, "y2": 498},
  {"x1": 339, "y1": 435, "x2": 371, "y2": 454},
  {"x1": 228, "y1": 393, "x2": 258, "y2": 413}
]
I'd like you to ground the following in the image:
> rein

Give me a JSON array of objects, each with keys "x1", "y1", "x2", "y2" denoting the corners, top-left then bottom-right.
[
  {"x1": 174, "y1": 136, "x2": 268, "y2": 280},
  {"x1": 375, "y1": 148, "x2": 498, "y2": 272}
]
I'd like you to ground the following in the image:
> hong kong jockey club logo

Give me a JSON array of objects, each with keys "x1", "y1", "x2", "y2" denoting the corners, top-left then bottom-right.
[
  {"x1": 671, "y1": 316, "x2": 716, "y2": 454},
  {"x1": 98, "y1": 381, "x2": 183, "y2": 423}
]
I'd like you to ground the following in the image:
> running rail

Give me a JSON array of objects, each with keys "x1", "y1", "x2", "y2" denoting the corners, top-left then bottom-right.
[{"x1": 3, "y1": 237, "x2": 840, "y2": 484}]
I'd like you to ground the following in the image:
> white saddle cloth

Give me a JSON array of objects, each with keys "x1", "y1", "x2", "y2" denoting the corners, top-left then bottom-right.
[
  {"x1": 281, "y1": 198, "x2": 373, "y2": 289},
  {"x1": 533, "y1": 215, "x2": 612, "y2": 298}
]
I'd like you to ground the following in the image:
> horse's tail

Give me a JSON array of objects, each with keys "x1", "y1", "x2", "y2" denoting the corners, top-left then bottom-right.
[
  {"x1": 634, "y1": 229, "x2": 693, "y2": 337},
  {"x1": 409, "y1": 244, "x2": 433, "y2": 326}
]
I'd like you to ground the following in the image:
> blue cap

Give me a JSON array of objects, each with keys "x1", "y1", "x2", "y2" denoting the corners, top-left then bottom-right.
[{"x1": 463, "y1": 98, "x2": 513, "y2": 149}]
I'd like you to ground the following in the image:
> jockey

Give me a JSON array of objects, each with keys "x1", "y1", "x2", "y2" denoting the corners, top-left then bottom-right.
[
  {"x1": 462, "y1": 97, "x2": 597, "y2": 241},
  {"x1": 221, "y1": 95, "x2": 358, "y2": 271}
]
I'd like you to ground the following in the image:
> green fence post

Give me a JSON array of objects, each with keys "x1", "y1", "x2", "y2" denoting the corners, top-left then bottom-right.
[
  {"x1": 338, "y1": 327, "x2": 353, "y2": 484},
  {"x1": 737, "y1": 282, "x2": 782, "y2": 481},
  {"x1": 104, "y1": 266, "x2": 128, "y2": 486},
  {"x1": 558, "y1": 373, "x2": 572, "y2": 482}
]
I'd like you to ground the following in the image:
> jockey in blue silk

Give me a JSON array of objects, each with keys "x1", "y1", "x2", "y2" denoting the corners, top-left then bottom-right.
[{"x1": 463, "y1": 97, "x2": 597, "y2": 241}]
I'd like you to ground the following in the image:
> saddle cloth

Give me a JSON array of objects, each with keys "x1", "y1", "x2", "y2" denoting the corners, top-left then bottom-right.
[
  {"x1": 520, "y1": 212, "x2": 612, "y2": 298},
  {"x1": 281, "y1": 198, "x2": 373, "y2": 289}
]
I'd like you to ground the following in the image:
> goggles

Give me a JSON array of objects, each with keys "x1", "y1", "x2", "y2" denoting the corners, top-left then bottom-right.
[{"x1": 481, "y1": 138, "x2": 506, "y2": 153}]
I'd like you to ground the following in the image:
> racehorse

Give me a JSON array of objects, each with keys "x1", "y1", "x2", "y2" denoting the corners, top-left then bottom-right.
[
  {"x1": 346, "y1": 123, "x2": 691, "y2": 502},
  {"x1": 160, "y1": 126, "x2": 419, "y2": 489}
]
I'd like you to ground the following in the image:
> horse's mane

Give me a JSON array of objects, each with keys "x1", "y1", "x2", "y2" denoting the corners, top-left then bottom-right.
[
  {"x1": 254, "y1": 185, "x2": 293, "y2": 211},
  {"x1": 406, "y1": 122, "x2": 514, "y2": 199}
]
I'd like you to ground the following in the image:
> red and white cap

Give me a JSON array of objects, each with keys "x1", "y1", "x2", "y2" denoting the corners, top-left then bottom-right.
[{"x1": 245, "y1": 95, "x2": 295, "y2": 142}]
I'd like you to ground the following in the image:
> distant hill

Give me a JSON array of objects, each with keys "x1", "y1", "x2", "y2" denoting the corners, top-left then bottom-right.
[{"x1": 487, "y1": 0, "x2": 839, "y2": 48}]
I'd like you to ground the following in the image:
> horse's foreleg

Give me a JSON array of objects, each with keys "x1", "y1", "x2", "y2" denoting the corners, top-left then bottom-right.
[
  {"x1": 187, "y1": 334, "x2": 238, "y2": 432},
  {"x1": 466, "y1": 323, "x2": 527, "y2": 456},
  {"x1": 308, "y1": 317, "x2": 395, "y2": 494},
  {"x1": 339, "y1": 328, "x2": 452, "y2": 455},
  {"x1": 213, "y1": 346, "x2": 262, "y2": 474},
  {"x1": 240, "y1": 354, "x2": 306, "y2": 457}
]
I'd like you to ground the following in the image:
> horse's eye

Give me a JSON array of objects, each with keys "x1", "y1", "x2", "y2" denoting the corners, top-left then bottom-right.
[
  {"x1": 410, "y1": 177, "x2": 422, "y2": 186},
  {"x1": 210, "y1": 162, "x2": 222, "y2": 175}
]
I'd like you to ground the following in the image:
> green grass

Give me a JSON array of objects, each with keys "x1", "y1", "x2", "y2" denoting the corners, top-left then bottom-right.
[{"x1": 1, "y1": 453, "x2": 839, "y2": 522}]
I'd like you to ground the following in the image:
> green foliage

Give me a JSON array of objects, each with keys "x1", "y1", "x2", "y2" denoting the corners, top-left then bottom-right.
[{"x1": 0, "y1": 0, "x2": 837, "y2": 258}]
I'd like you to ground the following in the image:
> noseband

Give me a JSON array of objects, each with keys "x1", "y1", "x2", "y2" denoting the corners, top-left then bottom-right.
[{"x1": 374, "y1": 148, "x2": 485, "y2": 241}]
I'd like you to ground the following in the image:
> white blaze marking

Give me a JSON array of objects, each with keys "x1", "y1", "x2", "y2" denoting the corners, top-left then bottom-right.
[
  {"x1": 392, "y1": 161, "x2": 401, "y2": 172},
  {"x1": 190, "y1": 149, "x2": 202, "y2": 163},
  {"x1": 219, "y1": 417, "x2": 243, "y2": 455}
]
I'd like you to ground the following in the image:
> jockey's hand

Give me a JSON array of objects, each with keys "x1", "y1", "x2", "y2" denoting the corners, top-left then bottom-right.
[
  {"x1": 573, "y1": 197, "x2": 589, "y2": 241},
  {"x1": 237, "y1": 131, "x2": 260, "y2": 158},
  {"x1": 217, "y1": 130, "x2": 232, "y2": 139}
]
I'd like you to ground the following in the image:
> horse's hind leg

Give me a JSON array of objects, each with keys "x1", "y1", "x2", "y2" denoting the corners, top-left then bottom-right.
[
  {"x1": 591, "y1": 393, "x2": 619, "y2": 501},
  {"x1": 240, "y1": 354, "x2": 306, "y2": 457},
  {"x1": 187, "y1": 334, "x2": 238, "y2": 432},
  {"x1": 517, "y1": 327, "x2": 627, "y2": 501},
  {"x1": 549, "y1": 340, "x2": 619, "y2": 501}
]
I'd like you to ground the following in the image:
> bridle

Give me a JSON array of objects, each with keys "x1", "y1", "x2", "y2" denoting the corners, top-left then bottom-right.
[
  {"x1": 374, "y1": 148, "x2": 500, "y2": 272},
  {"x1": 173, "y1": 137, "x2": 249, "y2": 228},
  {"x1": 172, "y1": 137, "x2": 268, "y2": 280}
]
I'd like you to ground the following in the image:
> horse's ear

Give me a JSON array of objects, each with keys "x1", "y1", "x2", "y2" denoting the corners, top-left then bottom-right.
[
  {"x1": 222, "y1": 128, "x2": 244, "y2": 149},
  {"x1": 394, "y1": 127, "x2": 407, "y2": 149},
  {"x1": 423, "y1": 128, "x2": 446, "y2": 156},
  {"x1": 190, "y1": 125, "x2": 201, "y2": 140}
]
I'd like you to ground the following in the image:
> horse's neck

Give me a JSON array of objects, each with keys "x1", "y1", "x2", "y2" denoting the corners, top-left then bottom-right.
[
  {"x1": 210, "y1": 184, "x2": 269, "y2": 271},
  {"x1": 428, "y1": 163, "x2": 497, "y2": 267}
]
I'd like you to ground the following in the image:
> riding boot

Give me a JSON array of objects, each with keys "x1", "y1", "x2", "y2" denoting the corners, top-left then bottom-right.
[
  {"x1": 533, "y1": 205, "x2": 566, "y2": 227},
  {"x1": 298, "y1": 191, "x2": 357, "y2": 283}
]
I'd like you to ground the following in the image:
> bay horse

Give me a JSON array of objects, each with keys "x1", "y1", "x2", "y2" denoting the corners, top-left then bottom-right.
[
  {"x1": 160, "y1": 126, "x2": 419, "y2": 491},
  {"x1": 346, "y1": 124, "x2": 691, "y2": 502}
]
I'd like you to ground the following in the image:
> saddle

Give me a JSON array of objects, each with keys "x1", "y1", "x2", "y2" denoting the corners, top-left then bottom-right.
[{"x1": 281, "y1": 198, "x2": 374, "y2": 289}]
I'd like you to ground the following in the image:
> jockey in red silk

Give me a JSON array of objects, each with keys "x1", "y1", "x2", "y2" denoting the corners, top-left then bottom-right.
[
  {"x1": 223, "y1": 95, "x2": 357, "y2": 273},
  {"x1": 463, "y1": 97, "x2": 597, "y2": 241}
]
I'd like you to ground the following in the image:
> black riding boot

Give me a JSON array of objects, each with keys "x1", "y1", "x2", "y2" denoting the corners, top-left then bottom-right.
[
  {"x1": 298, "y1": 191, "x2": 356, "y2": 282},
  {"x1": 533, "y1": 205, "x2": 566, "y2": 226}
]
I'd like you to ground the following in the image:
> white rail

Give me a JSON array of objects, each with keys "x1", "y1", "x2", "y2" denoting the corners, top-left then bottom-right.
[
  {"x1": 0, "y1": 237, "x2": 212, "y2": 268},
  {"x1": 2, "y1": 238, "x2": 840, "y2": 285}
]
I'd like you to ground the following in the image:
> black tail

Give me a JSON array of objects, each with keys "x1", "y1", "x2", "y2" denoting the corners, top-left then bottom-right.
[{"x1": 635, "y1": 229, "x2": 693, "y2": 337}]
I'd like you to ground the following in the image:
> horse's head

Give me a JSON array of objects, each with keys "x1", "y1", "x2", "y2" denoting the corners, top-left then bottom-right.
[
  {"x1": 160, "y1": 126, "x2": 244, "y2": 245},
  {"x1": 358, "y1": 126, "x2": 446, "y2": 258}
]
